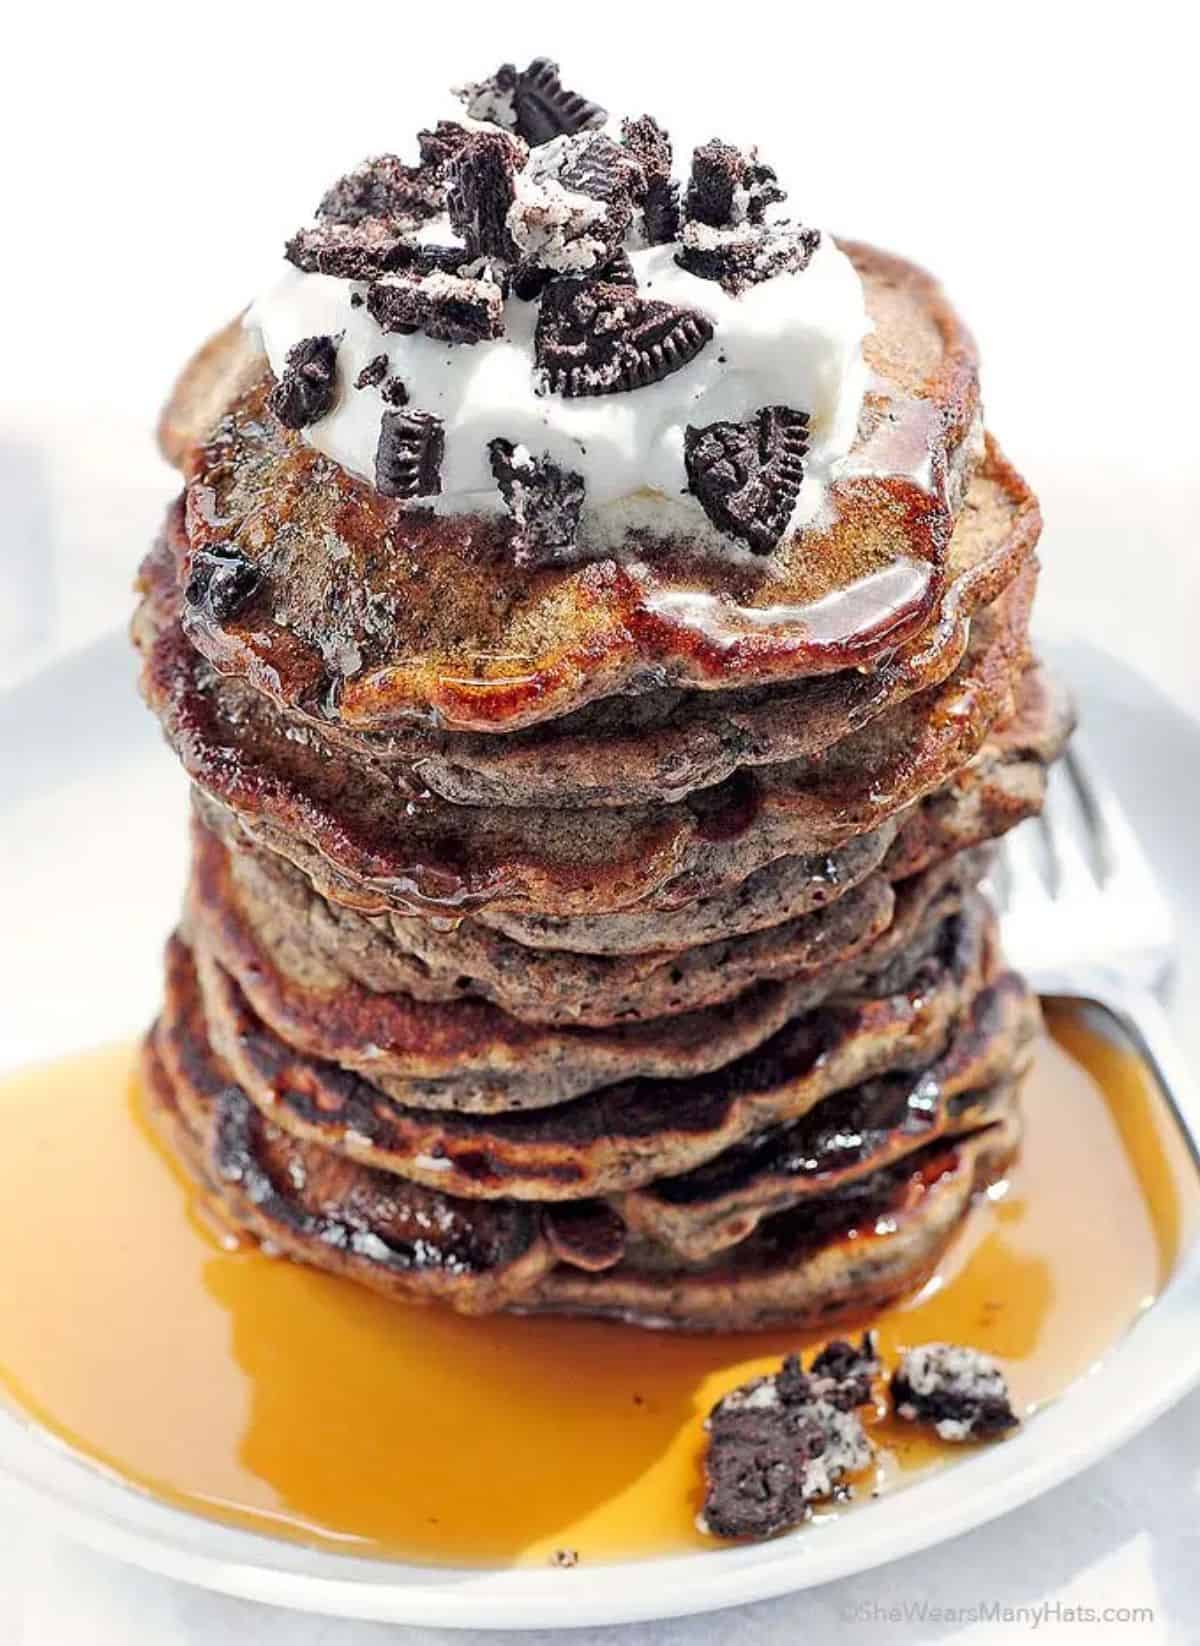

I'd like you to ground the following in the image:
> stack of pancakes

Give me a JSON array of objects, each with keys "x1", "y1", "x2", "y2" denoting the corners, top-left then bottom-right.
[{"x1": 135, "y1": 242, "x2": 1070, "y2": 1331}]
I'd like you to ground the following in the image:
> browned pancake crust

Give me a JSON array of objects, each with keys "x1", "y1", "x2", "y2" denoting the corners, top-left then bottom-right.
[
  {"x1": 144, "y1": 936, "x2": 1023, "y2": 1328},
  {"x1": 528, "y1": 1114, "x2": 1020, "y2": 1331},
  {"x1": 188, "y1": 821, "x2": 985, "y2": 1109},
  {"x1": 186, "y1": 898, "x2": 993, "y2": 1197},
  {"x1": 163, "y1": 243, "x2": 984, "y2": 733},
  {"x1": 135, "y1": 547, "x2": 1036, "y2": 920},
  {"x1": 173, "y1": 438, "x2": 1037, "y2": 809}
]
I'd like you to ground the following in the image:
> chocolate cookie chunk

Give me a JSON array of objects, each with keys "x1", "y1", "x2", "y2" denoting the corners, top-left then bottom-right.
[
  {"x1": 375, "y1": 410, "x2": 445, "y2": 499},
  {"x1": 316, "y1": 154, "x2": 443, "y2": 228},
  {"x1": 446, "y1": 131, "x2": 524, "y2": 262},
  {"x1": 809, "y1": 1333, "x2": 882, "y2": 1411},
  {"x1": 701, "y1": 1352, "x2": 874, "y2": 1541},
  {"x1": 285, "y1": 220, "x2": 415, "y2": 280},
  {"x1": 267, "y1": 335, "x2": 340, "y2": 429},
  {"x1": 488, "y1": 438, "x2": 586, "y2": 564},
  {"x1": 684, "y1": 405, "x2": 810, "y2": 552},
  {"x1": 677, "y1": 221, "x2": 822, "y2": 295},
  {"x1": 891, "y1": 1344, "x2": 1019, "y2": 1442},
  {"x1": 417, "y1": 121, "x2": 475, "y2": 178},
  {"x1": 354, "y1": 354, "x2": 389, "y2": 390},
  {"x1": 367, "y1": 272, "x2": 504, "y2": 345},
  {"x1": 685, "y1": 140, "x2": 786, "y2": 229},
  {"x1": 535, "y1": 278, "x2": 713, "y2": 397},
  {"x1": 514, "y1": 57, "x2": 606, "y2": 146},
  {"x1": 183, "y1": 545, "x2": 263, "y2": 624},
  {"x1": 621, "y1": 114, "x2": 680, "y2": 244},
  {"x1": 509, "y1": 133, "x2": 643, "y2": 276}
]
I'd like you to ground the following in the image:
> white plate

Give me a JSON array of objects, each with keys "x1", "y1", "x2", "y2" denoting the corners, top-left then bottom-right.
[{"x1": 2, "y1": 633, "x2": 1199, "y2": 1632}]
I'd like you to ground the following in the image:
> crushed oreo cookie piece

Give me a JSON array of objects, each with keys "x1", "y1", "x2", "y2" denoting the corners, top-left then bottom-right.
[
  {"x1": 355, "y1": 354, "x2": 389, "y2": 390},
  {"x1": 381, "y1": 376, "x2": 409, "y2": 407},
  {"x1": 376, "y1": 410, "x2": 444, "y2": 499},
  {"x1": 891, "y1": 1344, "x2": 1019, "y2": 1443},
  {"x1": 417, "y1": 120, "x2": 475, "y2": 178},
  {"x1": 453, "y1": 62, "x2": 520, "y2": 130},
  {"x1": 514, "y1": 57, "x2": 606, "y2": 146},
  {"x1": 677, "y1": 220, "x2": 821, "y2": 295},
  {"x1": 488, "y1": 438, "x2": 586, "y2": 564},
  {"x1": 184, "y1": 545, "x2": 263, "y2": 624},
  {"x1": 317, "y1": 154, "x2": 443, "y2": 228},
  {"x1": 701, "y1": 1351, "x2": 874, "y2": 1541},
  {"x1": 267, "y1": 335, "x2": 340, "y2": 429},
  {"x1": 512, "y1": 246, "x2": 635, "y2": 304},
  {"x1": 536, "y1": 278, "x2": 713, "y2": 397},
  {"x1": 284, "y1": 219, "x2": 414, "y2": 280},
  {"x1": 507, "y1": 133, "x2": 641, "y2": 276},
  {"x1": 686, "y1": 140, "x2": 786, "y2": 229},
  {"x1": 446, "y1": 130, "x2": 524, "y2": 261},
  {"x1": 685, "y1": 404, "x2": 809, "y2": 551},
  {"x1": 456, "y1": 58, "x2": 606, "y2": 146},
  {"x1": 809, "y1": 1333, "x2": 882, "y2": 1411},
  {"x1": 367, "y1": 271, "x2": 504, "y2": 345},
  {"x1": 621, "y1": 114, "x2": 680, "y2": 243}
]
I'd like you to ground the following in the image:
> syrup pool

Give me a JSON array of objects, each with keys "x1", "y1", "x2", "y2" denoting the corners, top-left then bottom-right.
[{"x1": 0, "y1": 1003, "x2": 1194, "y2": 1567}]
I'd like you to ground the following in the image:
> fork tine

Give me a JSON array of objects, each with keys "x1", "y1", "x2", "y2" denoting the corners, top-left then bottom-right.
[{"x1": 1063, "y1": 745, "x2": 1115, "y2": 886}]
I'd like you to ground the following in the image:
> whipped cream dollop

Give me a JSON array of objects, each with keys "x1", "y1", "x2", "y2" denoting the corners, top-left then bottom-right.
[{"x1": 246, "y1": 101, "x2": 871, "y2": 556}]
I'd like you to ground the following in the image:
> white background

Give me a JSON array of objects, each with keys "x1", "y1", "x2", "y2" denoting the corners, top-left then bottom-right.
[{"x1": 2, "y1": 2, "x2": 1199, "y2": 1641}]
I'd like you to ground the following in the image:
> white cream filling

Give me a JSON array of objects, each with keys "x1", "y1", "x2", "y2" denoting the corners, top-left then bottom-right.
[{"x1": 248, "y1": 160, "x2": 871, "y2": 552}]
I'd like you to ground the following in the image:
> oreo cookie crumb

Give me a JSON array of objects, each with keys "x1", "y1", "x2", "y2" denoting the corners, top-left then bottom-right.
[
  {"x1": 355, "y1": 354, "x2": 389, "y2": 390},
  {"x1": 317, "y1": 154, "x2": 443, "y2": 227},
  {"x1": 375, "y1": 410, "x2": 445, "y2": 499},
  {"x1": 701, "y1": 1351, "x2": 873, "y2": 1541},
  {"x1": 507, "y1": 132, "x2": 641, "y2": 275},
  {"x1": 685, "y1": 405, "x2": 809, "y2": 552},
  {"x1": 381, "y1": 376, "x2": 410, "y2": 407},
  {"x1": 367, "y1": 271, "x2": 504, "y2": 345},
  {"x1": 285, "y1": 220, "x2": 414, "y2": 280},
  {"x1": 446, "y1": 130, "x2": 524, "y2": 261},
  {"x1": 621, "y1": 114, "x2": 680, "y2": 244},
  {"x1": 890, "y1": 1344, "x2": 1018, "y2": 1443},
  {"x1": 809, "y1": 1333, "x2": 882, "y2": 1411},
  {"x1": 686, "y1": 140, "x2": 786, "y2": 229},
  {"x1": 184, "y1": 545, "x2": 263, "y2": 624},
  {"x1": 267, "y1": 335, "x2": 340, "y2": 429},
  {"x1": 489, "y1": 438, "x2": 586, "y2": 564},
  {"x1": 677, "y1": 221, "x2": 821, "y2": 295},
  {"x1": 417, "y1": 121, "x2": 475, "y2": 177},
  {"x1": 514, "y1": 57, "x2": 606, "y2": 146},
  {"x1": 536, "y1": 278, "x2": 713, "y2": 397},
  {"x1": 454, "y1": 62, "x2": 520, "y2": 131}
]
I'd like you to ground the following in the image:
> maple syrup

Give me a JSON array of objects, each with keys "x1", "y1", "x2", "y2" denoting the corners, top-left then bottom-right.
[{"x1": 0, "y1": 1003, "x2": 1194, "y2": 1567}]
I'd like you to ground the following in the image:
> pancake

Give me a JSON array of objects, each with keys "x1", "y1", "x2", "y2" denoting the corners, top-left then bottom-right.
[
  {"x1": 165, "y1": 437, "x2": 1037, "y2": 810},
  {"x1": 135, "y1": 545, "x2": 1035, "y2": 920},
  {"x1": 164, "y1": 242, "x2": 985, "y2": 734},
  {"x1": 185, "y1": 898, "x2": 992, "y2": 1198},
  {"x1": 617, "y1": 969, "x2": 1038, "y2": 1262},
  {"x1": 145, "y1": 994, "x2": 555, "y2": 1315},
  {"x1": 145, "y1": 938, "x2": 1020, "y2": 1330},
  {"x1": 189, "y1": 822, "x2": 985, "y2": 1108},
  {"x1": 214, "y1": 818, "x2": 1001, "y2": 1028},
  {"x1": 527, "y1": 1111, "x2": 1020, "y2": 1331}
]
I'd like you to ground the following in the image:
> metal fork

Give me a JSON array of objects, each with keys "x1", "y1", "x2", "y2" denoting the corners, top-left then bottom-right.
[{"x1": 990, "y1": 735, "x2": 1200, "y2": 1158}]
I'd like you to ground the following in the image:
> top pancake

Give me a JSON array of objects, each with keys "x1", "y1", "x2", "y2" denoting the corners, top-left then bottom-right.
[{"x1": 162, "y1": 242, "x2": 985, "y2": 733}]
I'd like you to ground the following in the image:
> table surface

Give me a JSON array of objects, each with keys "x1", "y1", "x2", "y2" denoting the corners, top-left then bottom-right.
[{"x1": 4, "y1": 7, "x2": 1199, "y2": 1638}]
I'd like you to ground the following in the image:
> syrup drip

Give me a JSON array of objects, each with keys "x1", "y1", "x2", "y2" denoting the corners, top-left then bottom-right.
[{"x1": 0, "y1": 1004, "x2": 1193, "y2": 1567}]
